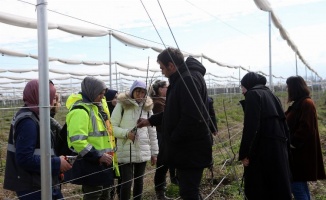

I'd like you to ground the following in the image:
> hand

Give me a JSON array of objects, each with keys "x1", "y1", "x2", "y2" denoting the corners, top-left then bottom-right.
[
  {"x1": 99, "y1": 153, "x2": 113, "y2": 166},
  {"x1": 241, "y1": 157, "x2": 249, "y2": 167},
  {"x1": 59, "y1": 156, "x2": 72, "y2": 172},
  {"x1": 212, "y1": 131, "x2": 218, "y2": 136},
  {"x1": 137, "y1": 118, "x2": 150, "y2": 128},
  {"x1": 127, "y1": 130, "x2": 136, "y2": 142},
  {"x1": 151, "y1": 155, "x2": 157, "y2": 166}
]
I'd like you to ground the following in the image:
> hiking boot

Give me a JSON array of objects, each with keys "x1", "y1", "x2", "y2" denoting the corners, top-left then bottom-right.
[{"x1": 156, "y1": 190, "x2": 172, "y2": 200}]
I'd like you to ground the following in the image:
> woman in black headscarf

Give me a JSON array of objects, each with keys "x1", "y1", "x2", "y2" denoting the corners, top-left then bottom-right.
[
  {"x1": 239, "y1": 72, "x2": 292, "y2": 200},
  {"x1": 105, "y1": 89, "x2": 118, "y2": 114}
]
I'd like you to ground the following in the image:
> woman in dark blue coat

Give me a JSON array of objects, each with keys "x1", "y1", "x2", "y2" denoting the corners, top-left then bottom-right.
[{"x1": 4, "y1": 79, "x2": 72, "y2": 200}]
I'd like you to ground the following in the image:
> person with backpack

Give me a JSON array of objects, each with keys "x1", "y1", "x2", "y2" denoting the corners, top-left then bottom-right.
[
  {"x1": 3, "y1": 79, "x2": 72, "y2": 200},
  {"x1": 111, "y1": 80, "x2": 158, "y2": 200},
  {"x1": 285, "y1": 76, "x2": 325, "y2": 199},
  {"x1": 65, "y1": 76, "x2": 118, "y2": 200}
]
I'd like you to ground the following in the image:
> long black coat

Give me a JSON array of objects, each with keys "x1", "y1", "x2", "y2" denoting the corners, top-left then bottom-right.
[
  {"x1": 149, "y1": 57, "x2": 212, "y2": 169},
  {"x1": 239, "y1": 85, "x2": 292, "y2": 200}
]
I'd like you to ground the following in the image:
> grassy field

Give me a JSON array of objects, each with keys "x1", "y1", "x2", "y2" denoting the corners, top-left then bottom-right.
[{"x1": 0, "y1": 91, "x2": 325, "y2": 199}]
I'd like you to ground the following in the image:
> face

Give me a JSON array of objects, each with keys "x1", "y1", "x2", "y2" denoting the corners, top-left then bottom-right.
[
  {"x1": 94, "y1": 89, "x2": 106, "y2": 103},
  {"x1": 241, "y1": 85, "x2": 247, "y2": 95},
  {"x1": 112, "y1": 94, "x2": 118, "y2": 106},
  {"x1": 133, "y1": 88, "x2": 146, "y2": 103},
  {"x1": 159, "y1": 61, "x2": 176, "y2": 78},
  {"x1": 53, "y1": 93, "x2": 59, "y2": 105},
  {"x1": 52, "y1": 94, "x2": 57, "y2": 106},
  {"x1": 158, "y1": 84, "x2": 168, "y2": 97}
]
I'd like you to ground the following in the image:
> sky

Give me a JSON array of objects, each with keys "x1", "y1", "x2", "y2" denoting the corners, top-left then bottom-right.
[{"x1": 0, "y1": 0, "x2": 325, "y2": 97}]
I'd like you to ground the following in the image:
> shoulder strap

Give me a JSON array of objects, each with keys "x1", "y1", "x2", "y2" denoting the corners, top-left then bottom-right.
[{"x1": 70, "y1": 105, "x2": 89, "y2": 115}]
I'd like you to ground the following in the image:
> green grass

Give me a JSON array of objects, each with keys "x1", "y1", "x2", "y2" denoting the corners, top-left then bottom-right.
[{"x1": 1, "y1": 91, "x2": 326, "y2": 199}]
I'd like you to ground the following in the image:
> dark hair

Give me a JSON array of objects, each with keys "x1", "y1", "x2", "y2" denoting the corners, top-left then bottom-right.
[
  {"x1": 149, "y1": 80, "x2": 167, "y2": 97},
  {"x1": 157, "y1": 47, "x2": 184, "y2": 67},
  {"x1": 286, "y1": 76, "x2": 310, "y2": 103}
]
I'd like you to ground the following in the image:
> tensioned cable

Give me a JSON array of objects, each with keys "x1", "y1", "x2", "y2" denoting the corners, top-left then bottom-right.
[
  {"x1": 139, "y1": 0, "x2": 241, "y2": 198},
  {"x1": 154, "y1": 1, "x2": 245, "y2": 197},
  {"x1": 16, "y1": 0, "x2": 162, "y2": 46},
  {"x1": 141, "y1": 0, "x2": 218, "y2": 157},
  {"x1": 184, "y1": 0, "x2": 254, "y2": 39},
  {"x1": 12, "y1": 0, "x2": 281, "y2": 78}
]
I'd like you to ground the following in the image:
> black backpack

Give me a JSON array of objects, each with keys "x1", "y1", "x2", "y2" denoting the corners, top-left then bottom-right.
[{"x1": 54, "y1": 105, "x2": 88, "y2": 156}]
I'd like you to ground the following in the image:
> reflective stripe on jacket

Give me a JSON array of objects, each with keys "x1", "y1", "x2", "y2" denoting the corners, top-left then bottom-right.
[{"x1": 66, "y1": 93, "x2": 119, "y2": 176}]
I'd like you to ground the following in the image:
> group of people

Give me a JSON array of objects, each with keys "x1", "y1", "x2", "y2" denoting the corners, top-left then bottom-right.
[
  {"x1": 3, "y1": 47, "x2": 325, "y2": 200},
  {"x1": 239, "y1": 72, "x2": 325, "y2": 200}
]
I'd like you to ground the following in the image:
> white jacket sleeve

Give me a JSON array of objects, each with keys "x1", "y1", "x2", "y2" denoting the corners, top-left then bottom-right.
[{"x1": 111, "y1": 103, "x2": 129, "y2": 139}]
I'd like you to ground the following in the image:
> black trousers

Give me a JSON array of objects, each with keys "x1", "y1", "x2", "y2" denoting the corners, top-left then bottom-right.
[
  {"x1": 119, "y1": 162, "x2": 147, "y2": 200},
  {"x1": 177, "y1": 168, "x2": 204, "y2": 200}
]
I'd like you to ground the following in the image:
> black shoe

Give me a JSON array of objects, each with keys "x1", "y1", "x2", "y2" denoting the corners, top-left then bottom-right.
[
  {"x1": 156, "y1": 190, "x2": 173, "y2": 200},
  {"x1": 171, "y1": 177, "x2": 179, "y2": 185}
]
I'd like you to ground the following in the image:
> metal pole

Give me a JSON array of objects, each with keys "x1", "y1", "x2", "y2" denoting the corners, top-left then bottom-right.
[
  {"x1": 36, "y1": 0, "x2": 52, "y2": 199},
  {"x1": 295, "y1": 53, "x2": 298, "y2": 75},
  {"x1": 268, "y1": 11, "x2": 273, "y2": 92},
  {"x1": 109, "y1": 31, "x2": 112, "y2": 88},
  {"x1": 115, "y1": 63, "x2": 118, "y2": 90},
  {"x1": 238, "y1": 67, "x2": 240, "y2": 93}
]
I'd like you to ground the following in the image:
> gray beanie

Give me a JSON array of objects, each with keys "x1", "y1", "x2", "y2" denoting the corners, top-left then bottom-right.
[
  {"x1": 81, "y1": 76, "x2": 107, "y2": 102},
  {"x1": 129, "y1": 80, "x2": 147, "y2": 97}
]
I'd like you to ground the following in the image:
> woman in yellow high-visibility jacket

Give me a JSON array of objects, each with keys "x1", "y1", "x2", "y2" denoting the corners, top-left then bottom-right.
[{"x1": 66, "y1": 76, "x2": 117, "y2": 200}]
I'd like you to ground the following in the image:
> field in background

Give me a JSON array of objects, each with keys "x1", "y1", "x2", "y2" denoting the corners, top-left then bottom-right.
[{"x1": 0, "y1": 91, "x2": 325, "y2": 199}]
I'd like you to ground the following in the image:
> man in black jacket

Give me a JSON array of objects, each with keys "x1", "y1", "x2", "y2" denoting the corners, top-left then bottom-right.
[{"x1": 138, "y1": 47, "x2": 212, "y2": 200}]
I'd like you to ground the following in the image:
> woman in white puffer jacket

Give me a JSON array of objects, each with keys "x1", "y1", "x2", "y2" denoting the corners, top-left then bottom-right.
[{"x1": 111, "y1": 80, "x2": 158, "y2": 200}]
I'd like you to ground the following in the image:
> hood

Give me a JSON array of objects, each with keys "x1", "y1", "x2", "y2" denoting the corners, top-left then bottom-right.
[
  {"x1": 81, "y1": 76, "x2": 107, "y2": 102},
  {"x1": 117, "y1": 92, "x2": 153, "y2": 112},
  {"x1": 129, "y1": 80, "x2": 147, "y2": 97},
  {"x1": 241, "y1": 72, "x2": 266, "y2": 90},
  {"x1": 66, "y1": 93, "x2": 83, "y2": 110},
  {"x1": 180, "y1": 57, "x2": 206, "y2": 76}
]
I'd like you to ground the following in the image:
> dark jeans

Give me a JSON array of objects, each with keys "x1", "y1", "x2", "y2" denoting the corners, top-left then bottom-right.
[
  {"x1": 177, "y1": 168, "x2": 204, "y2": 200},
  {"x1": 119, "y1": 162, "x2": 147, "y2": 200},
  {"x1": 291, "y1": 182, "x2": 311, "y2": 200}
]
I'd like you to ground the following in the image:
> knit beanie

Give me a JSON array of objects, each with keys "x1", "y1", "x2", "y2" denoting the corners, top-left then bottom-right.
[{"x1": 81, "y1": 76, "x2": 107, "y2": 102}]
